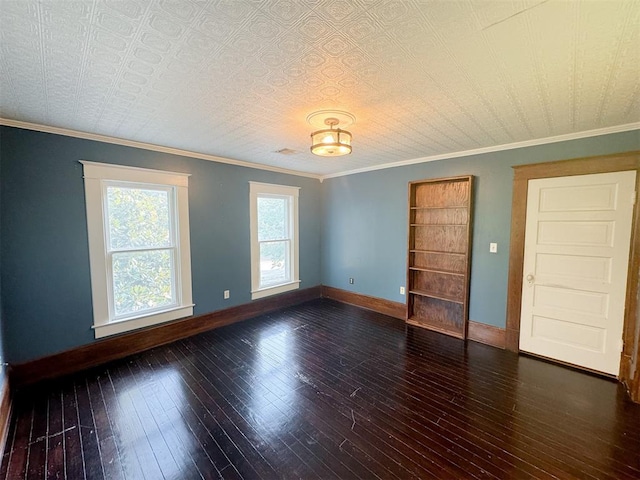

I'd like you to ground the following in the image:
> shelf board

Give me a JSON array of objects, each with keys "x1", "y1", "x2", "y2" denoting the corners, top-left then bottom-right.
[
  {"x1": 410, "y1": 223, "x2": 467, "y2": 227},
  {"x1": 409, "y1": 206, "x2": 467, "y2": 210},
  {"x1": 406, "y1": 318, "x2": 465, "y2": 339},
  {"x1": 409, "y1": 267, "x2": 465, "y2": 276},
  {"x1": 409, "y1": 290, "x2": 464, "y2": 304},
  {"x1": 409, "y1": 249, "x2": 466, "y2": 255}
]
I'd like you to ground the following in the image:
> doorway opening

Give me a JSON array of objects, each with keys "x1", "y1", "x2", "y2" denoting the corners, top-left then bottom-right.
[{"x1": 505, "y1": 151, "x2": 640, "y2": 400}]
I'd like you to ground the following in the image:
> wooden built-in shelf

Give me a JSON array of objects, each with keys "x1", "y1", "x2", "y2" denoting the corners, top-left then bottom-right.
[{"x1": 406, "y1": 175, "x2": 474, "y2": 339}]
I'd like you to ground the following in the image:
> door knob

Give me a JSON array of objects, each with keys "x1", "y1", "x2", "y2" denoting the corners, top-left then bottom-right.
[{"x1": 526, "y1": 273, "x2": 535, "y2": 285}]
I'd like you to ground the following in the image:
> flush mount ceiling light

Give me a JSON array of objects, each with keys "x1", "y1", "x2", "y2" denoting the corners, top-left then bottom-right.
[
  {"x1": 310, "y1": 118, "x2": 351, "y2": 157},
  {"x1": 307, "y1": 110, "x2": 355, "y2": 157}
]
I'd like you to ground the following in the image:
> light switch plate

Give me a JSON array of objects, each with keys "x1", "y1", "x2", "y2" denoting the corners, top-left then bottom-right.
[{"x1": 490, "y1": 243, "x2": 498, "y2": 253}]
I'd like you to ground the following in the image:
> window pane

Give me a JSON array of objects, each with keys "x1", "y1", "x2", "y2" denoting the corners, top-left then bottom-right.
[
  {"x1": 260, "y1": 241, "x2": 289, "y2": 287},
  {"x1": 257, "y1": 197, "x2": 287, "y2": 241},
  {"x1": 112, "y1": 250, "x2": 174, "y2": 316},
  {"x1": 107, "y1": 187, "x2": 171, "y2": 249}
]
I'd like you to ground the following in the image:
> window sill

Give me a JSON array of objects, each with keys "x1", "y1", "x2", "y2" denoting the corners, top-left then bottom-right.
[
  {"x1": 251, "y1": 280, "x2": 300, "y2": 300},
  {"x1": 93, "y1": 304, "x2": 194, "y2": 339}
]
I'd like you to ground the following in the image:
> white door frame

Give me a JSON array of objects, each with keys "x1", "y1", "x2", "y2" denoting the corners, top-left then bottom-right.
[{"x1": 505, "y1": 152, "x2": 640, "y2": 395}]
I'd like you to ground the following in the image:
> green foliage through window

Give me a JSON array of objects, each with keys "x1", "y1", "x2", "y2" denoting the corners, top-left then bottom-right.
[
  {"x1": 112, "y1": 250, "x2": 174, "y2": 316},
  {"x1": 106, "y1": 185, "x2": 176, "y2": 317},
  {"x1": 257, "y1": 195, "x2": 291, "y2": 287},
  {"x1": 107, "y1": 187, "x2": 171, "y2": 249}
]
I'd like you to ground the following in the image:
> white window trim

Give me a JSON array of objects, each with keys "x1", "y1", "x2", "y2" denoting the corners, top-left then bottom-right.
[
  {"x1": 249, "y1": 181, "x2": 300, "y2": 300},
  {"x1": 81, "y1": 160, "x2": 194, "y2": 338}
]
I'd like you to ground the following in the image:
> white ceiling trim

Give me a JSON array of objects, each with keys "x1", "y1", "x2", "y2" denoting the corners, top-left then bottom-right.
[
  {"x1": 320, "y1": 123, "x2": 640, "y2": 181},
  {"x1": 2, "y1": 118, "x2": 637, "y2": 183},
  {"x1": 0, "y1": 118, "x2": 322, "y2": 181}
]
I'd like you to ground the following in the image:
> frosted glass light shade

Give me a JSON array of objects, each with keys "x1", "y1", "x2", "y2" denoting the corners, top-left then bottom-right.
[{"x1": 310, "y1": 128, "x2": 352, "y2": 156}]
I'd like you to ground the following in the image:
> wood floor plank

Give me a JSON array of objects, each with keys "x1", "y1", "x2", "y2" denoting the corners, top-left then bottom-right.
[
  {"x1": 26, "y1": 439, "x2": 46, "y2": 479},
  {"x1": 145, "y1": 349, "x2": 234, "y2": 477},
  {"x1": 159, "y1": 350, "x2": 264, "y2": 480},
  {"x1": 177, "y1": 336, "x2": 352, "y2": 480},
  {"x1": 2, "y1": 298, "x2": 640, "y2": 479},
  {"x1": 107, "y1": 363, "x2": 168, "y2": 480},
  {"x1": 221, "y1": 308, "x2": 537, "y2": 479},
  {"x1": 44, "y1": 386, "x2": 65, "y2": 480},
  {"x1": 300, "y1": 303, "x2": 633, "y2": 478},
  {"x1": 96, "y1": 368, "x2": 147, "y2": 480},
  {"x1": 193, "y1": 327, "x2": 382, "y2": 479},
  {"x1": 61, "y1": 379, "x2": 85, "y2": 480},
  {"x1": 146, "y1": 368, "x2": 229, "y2": 480},
  {"x1": 126, "y1": 355, "x2": 208, "y2": 480},
  {"x1": 75, "y1": 377, "x2": 105, "y2": 480},
  {"x1": 116, "y1": 361, "x2": 187, "y2": 479},
  {"x1": 249, "y1": 319, "x2": 506, "y2": 476},
  {"x1": 85, "y1": 371, "x2": 125, "y2": 480},
  {"x1": 4, "y1": 394, "x2": 32, "y2": 480},
  {"x1": 205, "y1": 322, "x2": 444, "y2": 476},
  {"x1": 207, "y1": 332, "x2": 438, "y2": 479},
  {"x1": 168, "y1": 342, "x2": 297, "y2": 479}
]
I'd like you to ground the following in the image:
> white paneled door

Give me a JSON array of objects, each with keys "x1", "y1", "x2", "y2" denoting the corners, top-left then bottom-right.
[{"x1": 519, "y1": 171, "x2": 636, "y2": 375}]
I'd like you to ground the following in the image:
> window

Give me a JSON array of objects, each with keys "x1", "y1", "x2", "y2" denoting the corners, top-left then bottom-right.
[
  {"x1": 81, "y1": 161, "x2": 193, "y2": 338},
  {"x1": 249, "y1": 182, "x2": 300, "y2": 299}
]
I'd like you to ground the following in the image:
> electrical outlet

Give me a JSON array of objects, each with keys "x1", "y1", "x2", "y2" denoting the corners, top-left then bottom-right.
[
  {"x1": 223, "y1": 290, "x2": 230, "y2": 299},
  {"x1": 349, "y1": 278, "x2": 354, "y2": 284},
  {"x1": 400, "y1": 286, "x2": 405, "y2": 295},
  {"x1": 489, "y1": 242, "x2": 498, "y2": 253}
]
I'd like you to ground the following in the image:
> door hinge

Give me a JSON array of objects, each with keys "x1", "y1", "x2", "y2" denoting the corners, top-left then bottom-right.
[
  {"x1": 618, "y1": 339, "x2": 625, "y2": 353},
  {"x1": 632, "y1": 191, "x2": 637, "y2": 206}
]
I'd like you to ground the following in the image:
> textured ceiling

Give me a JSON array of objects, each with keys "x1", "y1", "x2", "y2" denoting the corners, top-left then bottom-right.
[{"x1": 1, "y1": 0, "x2": 639, "y2": 177}]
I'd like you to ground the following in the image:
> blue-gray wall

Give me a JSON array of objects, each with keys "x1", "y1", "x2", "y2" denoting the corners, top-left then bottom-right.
[
  {"x1": 0, "y1": 127, "x2": 322, "y2": 363},
  {"x1": 1, "y1": 125, "x2": 638, "y2": 364},
  {"x1": 321, "y1": 131, "x2": 640, "y2": 328}
]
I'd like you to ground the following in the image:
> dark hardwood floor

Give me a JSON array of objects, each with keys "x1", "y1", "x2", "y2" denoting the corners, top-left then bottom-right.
[{"x1": 2, "y1": 298, "x2": 639, "y2": 479}]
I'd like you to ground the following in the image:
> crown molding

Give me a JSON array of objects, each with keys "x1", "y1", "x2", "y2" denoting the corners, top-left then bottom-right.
[
  {"x1": 319, "y1": 122, "x2": 640, "y2": 180},
  {"x1": 0, "y1": 118, "x2": 322, "y2": 181},
  {"x1": 2, "y1": 118, "x2": 637, "y2": 182}
]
